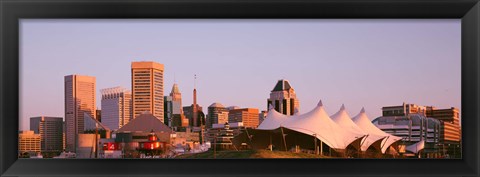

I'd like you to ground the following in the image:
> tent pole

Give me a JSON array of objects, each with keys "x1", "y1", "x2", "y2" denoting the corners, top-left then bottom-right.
[
  {"x1": 281, "y1": 127, "x2": 287, "y2": 152},
  {"x1": 320, "y1": 140, "x2": 323, "y2": 156}
]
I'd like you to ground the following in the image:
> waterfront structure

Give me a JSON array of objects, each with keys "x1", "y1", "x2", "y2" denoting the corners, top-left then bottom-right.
[
  {"x1": 18, "y1": 131, "x2": 41, "y2": 156},
  {"x1": 379, "y1": 103, "x2": 461, "y2": 157},
  {"x1": 64, "y1": 74, "x2": 96, "y2": 152},
  {"x1": 372, "y1": 113, "x2": 441, "y2": 157},
  {"x1": 131, "y1": 61, "x2": 164, "y2": 122},
  {"x1": 101, "y1": 87, "x2": 132, "y2": 130},
  {"x1": 426, "y1": 106, "x2": 461, "y2": 157},
  {"x1": 115, "y1": 113, "x2": 174, "y2": 158},
  {"x1": 228, "y1": 108, "x2": 260, "y2": 128},
  {"x1": 30, "y1": 116, "x2": 64, "y2": 153},
  {"x1": 207, "y1": 103, "x2": 229, "y2": 128},
  {"x1": 267, "y1": 79, "x2": 299, "y2": 116},
  {"x1": 237, "y1": 100, "x2": 371, "y2": 157},
  {"x1": 206, "y1": 122, "x2": 245, "y2": 143},
  {"x1": 212, "y1": 123, "x2": 235, "y2": 150},
  {"x1": 76, "y1": 134, "x2": 100, "y2": 158}
]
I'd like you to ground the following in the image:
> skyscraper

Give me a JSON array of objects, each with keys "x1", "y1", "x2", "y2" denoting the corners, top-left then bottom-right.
[
  {"x1": 64, "y1": 74, "x2": 96, "y2": 152},
  {"x1": 165, "y1": 83, "x2": 188, "y2": 127},
  {"x1": 100, "y1": 86, "x2": 132, "y2": 130},
  {"x1": 267, "y1": 79, "x2": 300, "y2": 115},
  {"x1": 131, "y1": 61, "x2": 164, "y2": 122},
  {"x1": 30, "y1": 116, "x2": 64, "y2": 153}
]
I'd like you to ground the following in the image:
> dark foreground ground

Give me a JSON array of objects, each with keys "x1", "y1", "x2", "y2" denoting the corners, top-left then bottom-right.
[{"x1": 175, "y1": 150, "x2": 331, "y2": 159}]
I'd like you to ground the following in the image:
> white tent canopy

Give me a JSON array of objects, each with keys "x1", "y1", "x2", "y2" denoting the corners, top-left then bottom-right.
[
  {"x1": 352, "y1": 108, "x2": 402, "y2": 153},
  {"x1": 330, "y1": 105, "x2": 385, "y2": 151},
  {"x1": 257, "y1": 100, "x2": 364, "y2": 150}
]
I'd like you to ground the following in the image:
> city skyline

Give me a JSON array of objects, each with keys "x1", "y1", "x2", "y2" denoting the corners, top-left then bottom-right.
[{"x1": 20, "y1": 19, "x2": 461, "y2": 131}]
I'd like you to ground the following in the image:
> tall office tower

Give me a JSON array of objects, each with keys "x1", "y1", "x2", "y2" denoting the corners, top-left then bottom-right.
[
  {"x1": 228, "y1": 108, "x2": 260, "y2": 128},
  {"x1": 207, "y1": 103, "x2": 229, "y2": 128},
  {"x1": 165, "y1": 83, "x2": 186, "y2": 127},
  {"x1": 131, "y1": 61, "x2": 164, "y2": 122},
  {"x1": 18, "y1": 131, "x2": 41, "y2": 156},
  {"x1": 64, "y1": 74, "x2": 96, "y2": 153},
  {"x1": 164, "y1": 96, "x2": 173, "y2": 126},
  {"x1": 30, "y1": 116, "x2": 64, "y2": 153},
  {"x1": 100, "y1": 87, "x2": 132, "y2": 130},
  {"x1": 170, "y1": 83, "x2": 183, "y2": 114},
  {"x1": 267, "y1": 79, "x2": 300, "y2": 115}
]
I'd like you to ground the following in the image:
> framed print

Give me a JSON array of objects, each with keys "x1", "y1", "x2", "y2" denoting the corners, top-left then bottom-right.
[{"x1": 1, "y1": 0, "x2": 479, "y2": 176}]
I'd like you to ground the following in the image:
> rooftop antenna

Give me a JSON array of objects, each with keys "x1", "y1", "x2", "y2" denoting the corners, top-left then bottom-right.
[{"x1": 194, "y1": 74, "x2": 197, "y2": 89}]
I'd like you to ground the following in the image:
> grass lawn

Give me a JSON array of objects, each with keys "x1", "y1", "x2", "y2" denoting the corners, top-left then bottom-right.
[{"x1": 175, "y1": 150, "x2": 331, "y2": 159}]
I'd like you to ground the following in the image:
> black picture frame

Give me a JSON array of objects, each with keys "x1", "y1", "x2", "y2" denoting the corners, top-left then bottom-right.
[{"x1": 1, "y1": 0, "x2": 479, "y2": 176}]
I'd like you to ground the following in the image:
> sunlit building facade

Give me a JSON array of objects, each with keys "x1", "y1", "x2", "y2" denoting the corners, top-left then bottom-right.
[
  {"x1": 101, "y1": 87, "x2": 132, "y2": 130},
  {"x1": 131, "y1": 61, "x2": 164, "y2": 122},
  {"x1": 267, "y1": 79, "x2": 299, "y2": 116},
  {"x1": 228, "y1": 108, "x2": 259, "y2": 128},
  {"x1": 64, "y1": 74, "x2": 96, "y2": 152},
  {"x1": 18, "y1": 131, "x2": 41, "y2": 155},
  {"x1": 207, "y1": 103, "x2": 229, "y2": 128}
]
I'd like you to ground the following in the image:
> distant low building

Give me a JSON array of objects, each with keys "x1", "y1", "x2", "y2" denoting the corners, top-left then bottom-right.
[
  {"x1": 206, "y1": 122, "x2": 245, "y2": 143},
  {"x1": 18, "y1": 131, "x2": 41, "y2": 156},
  {"x1": 377, "y1": 103, "x2": 461, "y2": 158},
  {"x1": 228, "y1": 108, "x2": 259, "y2": 128},
  {"x1": 373, "y1": 110, "x2": 442, "y2": 157}
]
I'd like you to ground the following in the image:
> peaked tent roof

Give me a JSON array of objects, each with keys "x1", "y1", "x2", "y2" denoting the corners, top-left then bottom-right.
[
  {"x1": 257, "y1": 104, "x2": 289, "y2": 130},
  {"x1": 352, "y1": 108, "x2": 402, "y2": 153},
  {"x1": 257, "y1": 100, "x2": 364, "y2": 150},
  {"x1": 116, "y1": 113, "x2": 173, "y2": 133},
  {"x1": 330, "y1": 105, "x2": 384, "y2": 151}
]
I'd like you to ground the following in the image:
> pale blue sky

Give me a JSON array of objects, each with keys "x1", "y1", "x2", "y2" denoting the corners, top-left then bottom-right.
[{"x1": 20, "y1": 19, "x2": 461, "y2": 131}]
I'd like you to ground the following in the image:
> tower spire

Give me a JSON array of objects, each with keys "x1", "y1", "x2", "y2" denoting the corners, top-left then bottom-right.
[
  {"x1": 193, "y1": 74, "x2": 198, "y2": 127},
  {"x1": 194, "y1": 74, "x2": 197, "y2": 89}
]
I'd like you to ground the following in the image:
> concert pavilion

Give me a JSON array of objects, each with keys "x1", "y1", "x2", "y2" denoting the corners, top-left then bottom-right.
[{"x1": 233, "y1": 100, "x2": 403, "y2": 157}]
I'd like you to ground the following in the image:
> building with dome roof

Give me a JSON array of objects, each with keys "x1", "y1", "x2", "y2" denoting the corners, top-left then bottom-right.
[{"x1": 207, "y1": 102, "x2": 229, "y2": 128}]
